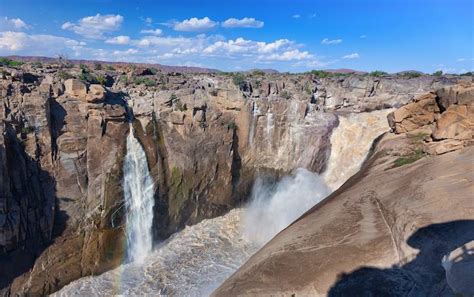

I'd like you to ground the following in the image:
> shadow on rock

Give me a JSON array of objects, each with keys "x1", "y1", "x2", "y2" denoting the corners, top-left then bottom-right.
[
  {"x1": 0, "y1": 126, "x2": 68, "y2": 291},
  {"x1": 328, "y1": 220, "x2": 474, "y2": 297}
]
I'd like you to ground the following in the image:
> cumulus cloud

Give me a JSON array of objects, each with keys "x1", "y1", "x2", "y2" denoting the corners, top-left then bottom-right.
[
  {"x1": 263, "y1": 49, "x2": 313, "y2": 61},
  {"x1": 292, "y1": 14, "x2": 301, "y2": 19},
  {"x1": 62, "y1": 14, "x2": 123, "y2": 39},
  {"x1": 0, "y1": 31, "x2": 85, "y2": 56},
  {"x1": 222, "y1": 17, "x2": 264, "y2": 28},
  {"x1": 342, "y1": 53, "x2": 360, "y2": 59},
  {"x1": 202, "y1": 38, "x2": 293, "y2": 56},
  {"x1": 172, "y1": 17, "x2": 217, "y2": 31},
  {"x1": 321, "y1": 38, "x2": 342, "y2": 45},
  {"x1": 140, "y1": 28, "x2": 162, "y2": 35},
  {"x1": 105, "y1": 35, "x2": 130, "y2": 45},
  {"x1": 0, "y1": 17, "x2": 29, "y2": 30}
]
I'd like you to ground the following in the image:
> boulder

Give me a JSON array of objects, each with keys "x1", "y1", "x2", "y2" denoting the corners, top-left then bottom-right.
[
  {"x1": 388, "y1": 92, "x2": 439, "y2": 133},
  {"x1": 64, "y1": 79, "x2": 87, "y2": 99},
  {"x1": 86, "y1": 84, "x2": 106, "y2": 103},
  {"x1": 437, "y1": 84, "x2": 474, "y2": 110},
  {"x1": 432, "y1": 104, "x2": 473, "y2": 140}
]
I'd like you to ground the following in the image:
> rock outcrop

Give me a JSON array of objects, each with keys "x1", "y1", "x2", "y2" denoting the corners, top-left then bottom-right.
[
  {"x1": 213, "y1": 84, "x2": 474, "y2": 296},
  {"x1": 0, "y1": 61, "x2": 470, "y2": 296}
]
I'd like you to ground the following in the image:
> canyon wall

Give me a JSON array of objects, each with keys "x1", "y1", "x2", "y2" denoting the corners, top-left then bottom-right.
[
  {"x1": 213, "y1": 83, "x2": 474, "y2": 296},
  {"x1": 0, "y1": 63, "x2": 468, "y2": 295}
]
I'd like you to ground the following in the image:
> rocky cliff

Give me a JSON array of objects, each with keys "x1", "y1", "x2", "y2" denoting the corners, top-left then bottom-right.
[
  {"x1": 213, "y1": 83, "x2": 474, "y2": 296},
  {"x1": 0, "y1": 61, "x2": 470, "y2": 295}
]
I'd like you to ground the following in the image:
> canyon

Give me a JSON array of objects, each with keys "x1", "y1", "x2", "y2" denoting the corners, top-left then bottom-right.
[{"x1": 0, "y1": 61, "x2": 472, "y2": 296}]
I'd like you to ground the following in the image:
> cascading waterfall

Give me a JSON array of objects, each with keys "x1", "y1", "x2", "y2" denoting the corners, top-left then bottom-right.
[
  {"x1": 123, "y1": 124, "x2": 155, "y2": 263},
  {"x1": 54, "y1": 110, "x2": 392, "y2": 297}
]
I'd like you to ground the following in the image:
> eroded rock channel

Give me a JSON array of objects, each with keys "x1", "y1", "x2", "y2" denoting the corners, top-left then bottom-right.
[{"x1": 0, "y1": 63, "x2": 470, "y2": 296}]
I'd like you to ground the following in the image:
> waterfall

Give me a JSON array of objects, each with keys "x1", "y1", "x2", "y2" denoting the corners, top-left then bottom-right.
[
  {"x1": 323, "y1": 109, "x2": 394, "y2": 190},
  {"x1": 54, "y1": 110, "x2": 393, "y2": 297},
  {"x1": 123, "y1": 124, "x2": 155, "y2": 263}
]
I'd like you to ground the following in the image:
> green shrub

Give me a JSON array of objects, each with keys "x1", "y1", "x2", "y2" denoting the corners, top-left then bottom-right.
[
  {"x1": 94, "y1": 63, "x2": 102, "y2": 70},
  {"x1": 460, "y1": 71, "x2": 473, "y2": 76},
  {"x1": 433, "y1": 70, "x2": 443, "y2": 76},
  {"x1": 133, "y1": 77, "x2": 156, "y2": 86},
  {"x1": 21, "y1": 126, "x2": 35, "y2": 134},
  {"x1": 0, "y1": 57, "x2": 23, "y2": 67},
  {"x1": 392, "y1": 149, "x2": 425, "y2": 168},
  {"x1": 401, "y1": 71, "x2": 423, "y2": 78},
  {"x1": 280, "y1": 90, "x2": 291, "y2": 99},
  {"x1": 370, "y1": 70, "x2": 388, "y2": 77},
  {"x1": 96, "y1": 74, "x2": 107, "y2": 85},
  {"x1": 309, "y1": 70, "x2": 331, "y2": 78},
  {"x1": 227, "y1": 121, "x2": 237, "y2": 130},
  {"x1": 231, "y1": 73, "x2": 247, "y2": 89},
  {"x1": 106, "y1": 65, "x2": 116, "y2": 71},
  {"x1": 57, "y1": 71, "x2": 74, "y2": 80},
  {"x1": 252, "y1": 70, "x2": 265, "y2": 76}
]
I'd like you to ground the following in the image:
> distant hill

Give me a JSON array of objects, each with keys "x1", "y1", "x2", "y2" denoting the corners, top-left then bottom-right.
[
  {"x1": 323, "y1": 68, "x2": 368, "y2": 74},
  {"x1": 4, "y1": 55, "x2": 221, "y2": 74}
]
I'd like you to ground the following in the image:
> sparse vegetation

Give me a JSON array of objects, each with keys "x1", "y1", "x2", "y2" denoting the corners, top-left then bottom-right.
[
  {"x1": 392, "y1": 149, "x2": 426, "y2": 168},
  {"x1": 370, "y1": 70, "x2": 388, "y2": 77},
  {"x1": 433, "y1": 70, "x2": 443, "y2": 76},
  {"x1": 133, "y1": 77, "x2": 157, "y2": 86},
  {"x1": 252, "y1": 70, "x2": 265, "y2": 76},
  {"x1": 96, "y1": 74, "x2": 107, "y2": 85},
  {"x1": 57, "y1": 71, "x2": 74, "y2": 80},
  {"x1": 227, "y1": 121, "x2": 237, "y2": 130},
  {"x1": 408, "y1": 132, "x2": 430, "y2": 145},
  {"x1": 94, "y1": 63, "x2": 103, "y2": 70},
  {"x1": 280, "y1": 90, "x2": 292, "y2": 99},
  {"x1": 21, "y1": 126, "x2": 35, "y2": 134},
  {"x1": 460, "y1": 71, "x2": 473, "y2": 76},
  {"x1": 308, "y1": 70, "x2": 352, "y2": 78},
  {"x1": 0, "y1": 57, "x2": 23, "y2": 67},
  {"x1": 400, "y1": 71, "x2": 423, "y2": 79},
  {"x1": 231, "y1": 72, "x2": 247, "y2": 89},
  {"x1": 106, "y1": 65, "x2": 116, "y2": 71}
]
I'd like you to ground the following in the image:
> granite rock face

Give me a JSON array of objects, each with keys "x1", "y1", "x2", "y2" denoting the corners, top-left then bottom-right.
[
  {"x1": 213, "y1": 85, "x2": 474, "y2": 297},
  {"x1": 0, "y1": 63, "x2": 470, "y2": 295}
]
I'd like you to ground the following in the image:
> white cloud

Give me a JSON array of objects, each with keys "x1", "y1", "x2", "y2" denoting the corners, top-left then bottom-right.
[
  {"x1": 222, "y1": 17, "x2": 264, "y2": 28},
  {"x1": 62, "y1": 14, "x2": 123, "y2": 39},
  {"x1": 360, "y1": 35, "x2": 367, "y2": 38},
  {"x1": 309, "y1": 13, "x2": 317, "y2": 18},
  {"x1": 0, "y1": 31, "x2": 85, "y2": 56},
  {"x1": 202, "y1": 38, "x2": 293, "y2": 56},
  {"x1": 172, "y1": 17, "x2": 217, "y2": 31},
  {"x1": 140, "y1": 28, "x2": 162, "y2": 35},
  {"x1": 105, "y1": 35, "x2": 130, "y2": 45},
  {"x1": 0, "y1": 17, "x2": 29, "y2": 30},
  {"x1": 263, "y1": 49, "x2": 313, "y2": 61},
  {"x1": 145, "y1": 17, "x2": 153, "y2": 25},
  {"x1": 342, "y1": 53, "x2": 359, "y2": 59},
  {"x1": 292, "y1": 14, "x2": 301, "y2": 19},
  {"x1": 321, "y1": 38, "x2": 342, "y2": 45}
]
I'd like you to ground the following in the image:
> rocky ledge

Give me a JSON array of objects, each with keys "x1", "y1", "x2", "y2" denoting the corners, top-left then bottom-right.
[
  {"x1": 0, "y1": 61, "x2": 471, "y2": 296},
  {"x1": 213, "y1": 83, "x2": 474, "y2": 296}
]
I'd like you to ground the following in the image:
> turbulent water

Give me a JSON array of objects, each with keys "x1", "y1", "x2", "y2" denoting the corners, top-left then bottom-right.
[
  {"x1": 244, "y1": 168, "x2": 330, "y2": 245},
  {"x1": 323, "y1": 109, "x2": 393, "y2": 190},
  {"x1": 123, "y1": 124, "x2": 155, "y2": 263},
  {"x1": 54, "y1": 110, "x2": 391, "y2": 297}
]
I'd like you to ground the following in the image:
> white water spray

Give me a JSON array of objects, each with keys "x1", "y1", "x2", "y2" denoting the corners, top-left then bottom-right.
[
  {"x1": 123, "y1": 124, "x2": 155, "y2": 263},
  {"x1": 244, "y1": 168, "x2": 331, "y2": 245}
]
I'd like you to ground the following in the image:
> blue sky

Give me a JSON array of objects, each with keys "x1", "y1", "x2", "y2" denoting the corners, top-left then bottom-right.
[{"x1": 0, "y1": 0, "x2": 472, "y2": 73}]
